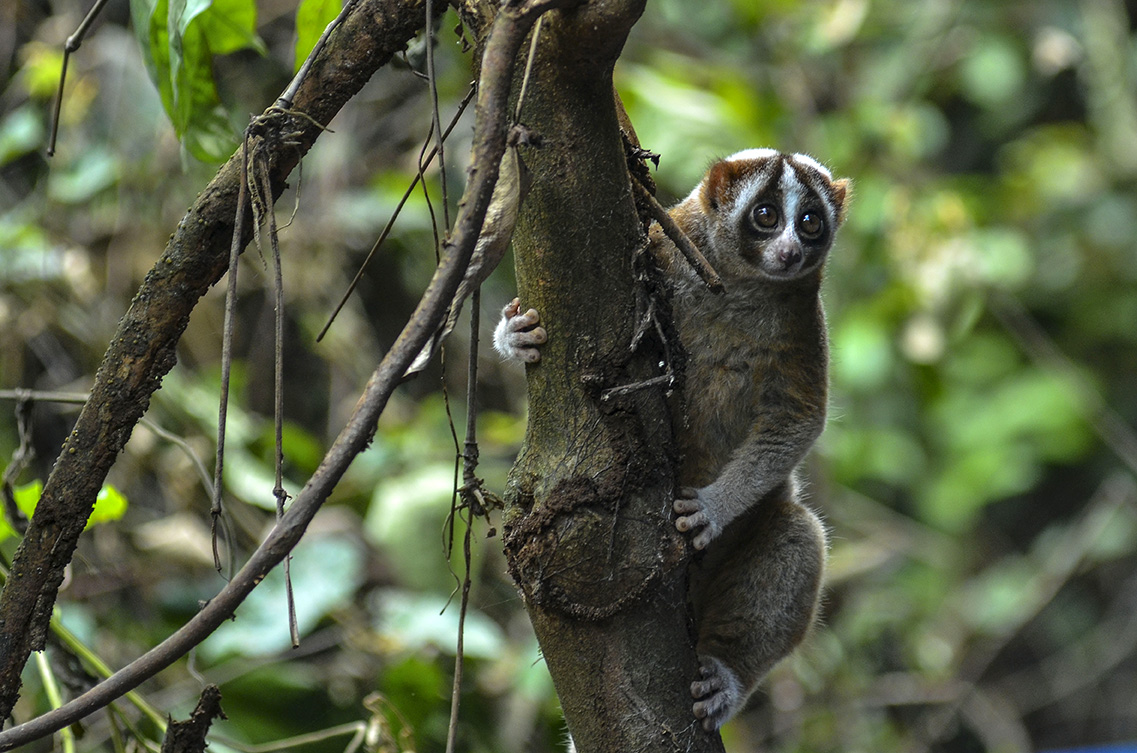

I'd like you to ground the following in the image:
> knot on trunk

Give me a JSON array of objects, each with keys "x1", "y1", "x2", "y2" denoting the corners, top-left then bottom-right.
[{"x1": 503, "y1": 474, "x2": 686, "y2": 620}]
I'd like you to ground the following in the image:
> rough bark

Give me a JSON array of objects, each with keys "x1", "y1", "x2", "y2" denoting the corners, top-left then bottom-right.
[
  {"x1": 0, "y1": 0, "x2": 428, "y2": 721},
  {"x1": 0, "y1": 0, "x2": 731, "y2": 748},
  {"x1": 497, "y1": 2, "x2": 724, "y2": 751}
]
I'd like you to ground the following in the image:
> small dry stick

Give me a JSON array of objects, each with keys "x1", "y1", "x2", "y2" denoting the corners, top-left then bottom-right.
[
  {"x1": 630, "y1": 178, "x2": 724, "y2": 293},
  {"x1": 278, "y1": 0, "x2": 360, "y2": 110},
  {"x1": 444, "y1": 296, "x2": 479, "y2": 753},
  {"x1": 47, "y1": 0, "x2": 113, "y2": 156},
  {"x1": 425, "y1": 0, "x2": 451, "y2": 231},
  {"x1": 317, "y1": 84, "x2": 476, "y2": 342},
  {"x1": 253, "y1": 153, "x2": 301, "y2": 649},
  {"x1": 212, "y1": 130, "x2": 253, "y2": 575}
]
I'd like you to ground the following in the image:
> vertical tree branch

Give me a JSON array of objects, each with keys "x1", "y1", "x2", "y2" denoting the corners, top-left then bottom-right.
[{"x1": 498, "y1": 2, "x2": 723, "y2": 751}]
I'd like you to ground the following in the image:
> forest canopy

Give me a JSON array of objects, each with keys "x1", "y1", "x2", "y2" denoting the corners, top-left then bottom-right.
[{"x1": 2, "y1": 0, "x2": 1137, "y2": 751}]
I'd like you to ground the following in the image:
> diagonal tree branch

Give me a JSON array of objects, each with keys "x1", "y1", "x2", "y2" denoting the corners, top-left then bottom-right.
[
  {"x1": 0, "y1": 0, "x2": 580, "y2": 747},
  {"x1": 0, "y1": 0, "x2": 430, "y2": 722}
]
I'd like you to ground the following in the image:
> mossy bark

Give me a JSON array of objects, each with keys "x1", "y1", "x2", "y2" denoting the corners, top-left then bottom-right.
[{"x1": 495, "y1": 3, "x2": 725, "y2": 751}]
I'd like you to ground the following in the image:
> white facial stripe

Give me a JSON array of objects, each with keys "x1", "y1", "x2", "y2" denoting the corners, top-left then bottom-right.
[
  {"x1": 789, "y1": 152, "x2": 833, "y2": 180},
  {"x1": 788, "y1": 157, "x2": 840, "y2": 228},
  {"x1": 781, "y1": 165, "x2": 804, "y2": 234},
  {"x1": 726, "y1": 147, "x2": 780, "y2": 164}
]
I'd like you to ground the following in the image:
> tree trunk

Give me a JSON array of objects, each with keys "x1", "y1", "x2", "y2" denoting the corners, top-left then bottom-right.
[{"x1": 495, "y1": 3, "x2": 724, "y2": 751}]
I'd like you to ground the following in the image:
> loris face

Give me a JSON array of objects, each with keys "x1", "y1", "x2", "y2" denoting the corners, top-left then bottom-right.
[{"x1": 698, "y1": 149, "x2": 850, "y2": 281}]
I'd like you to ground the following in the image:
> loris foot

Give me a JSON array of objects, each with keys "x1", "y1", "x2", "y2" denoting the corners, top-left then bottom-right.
[
  {"x1": 691, "y1": 656, "x2": 745, "y2": 732},
  {"x1": 493, "y1": 298, "x2": 546, "y2": 362}
]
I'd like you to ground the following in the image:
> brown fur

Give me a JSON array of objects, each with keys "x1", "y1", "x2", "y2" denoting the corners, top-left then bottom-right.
[{"x1": 659, "y1": 150, "x2": 849, "y2": 730}]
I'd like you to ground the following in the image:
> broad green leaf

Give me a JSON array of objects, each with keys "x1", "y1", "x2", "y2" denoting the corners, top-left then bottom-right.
[
  {"x1": 47, "y1": 148, "x2": 120, "y2": 204},
  {"x1": 184, "y1": 0, "x2": 266, "y2": 56},
  {"x1": 0, "y1": 106, "x2": 45, "y2": 166},
  {"x1": 372, "y1": 590, "x2": 505, "y2": 659},
  {"x1": 130, "y1": 0, "x2": 175, "y2": 118},
  {"x1": 12, "y1": 480, "x2": 42, "y2": 516},
  {"x1": 294, "y1": 0, "x2": 342, "y2": 73},
  {"x1": 129, "y1": 0, "x2": 263, "y2": 162}
]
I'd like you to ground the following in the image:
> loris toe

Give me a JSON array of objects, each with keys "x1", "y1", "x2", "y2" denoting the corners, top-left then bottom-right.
[{"x1": 690, "y1": 657, "x2": 744, "y2": 731}]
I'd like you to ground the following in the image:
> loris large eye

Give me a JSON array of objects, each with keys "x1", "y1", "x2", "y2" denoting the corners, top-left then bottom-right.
[
  {"x1": 749, "y1": 204, "x2": 780, "y2": 231},
  {"x1": 799, "y1": 212, "x2": 825, "y2": 240}
]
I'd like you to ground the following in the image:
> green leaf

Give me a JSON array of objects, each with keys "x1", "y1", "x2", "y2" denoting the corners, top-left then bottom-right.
[
  {"x1": 373, "y1": 590, "x2": 505, "y2": 659},
  {"x1": 186, "y1": 0, "x2": 266, "y2": 56},
  {"x1": 0, "y1": 481, "x2": 128, "y2": 542},
  {"x1": 129, "y1": 0, "x2": 263, "y2": 162},
  {"x1": 89, "y1": 485, "x2": 129, "y2": 527},
  {"x1": 201, "y1": 535, "x2": 365, "y2": 659},
  {"x1": 294, "y1": 0, "x2": 342, "y2": 73},
  {"x1": 12, "y1": 480, "x2": 42, "y2": 516},
  {"x1": 0, "y1": 106, "x2": 45, "y2": 166},
  {"x1": 1, "y1": 481, "x2": 41, "y2": 541}
]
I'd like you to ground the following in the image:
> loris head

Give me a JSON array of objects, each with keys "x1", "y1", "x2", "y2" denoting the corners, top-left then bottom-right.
[{"x1": 692, "y1": 149, "x2": 850, "y2": 282}]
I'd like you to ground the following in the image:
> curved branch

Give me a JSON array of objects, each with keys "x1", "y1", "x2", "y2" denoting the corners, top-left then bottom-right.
[
  {"x1": 0, "y1": 0, "x2": 432, "y2": 721},
  {"x1": 0, "y1": 0, "x2": 578, "y2": 748}
]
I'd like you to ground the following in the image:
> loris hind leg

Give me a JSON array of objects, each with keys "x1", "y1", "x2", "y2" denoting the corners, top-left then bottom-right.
[{"x1": 689, "y1": 483, "x2": 826, "y2": 731}]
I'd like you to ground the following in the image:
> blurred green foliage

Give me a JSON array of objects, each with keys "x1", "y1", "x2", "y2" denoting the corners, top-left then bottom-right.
[{"x1": 2, "y1": 0, "x2": 1137, "y2": 751}]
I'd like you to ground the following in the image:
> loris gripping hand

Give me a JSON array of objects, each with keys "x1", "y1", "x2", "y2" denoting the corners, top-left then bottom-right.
[
  {"x1": 673, "y1": 487, "x2": 723, "y2": 550},
  {"x1": 493, "y1": 298, "x2": 546, "y2": 362}
]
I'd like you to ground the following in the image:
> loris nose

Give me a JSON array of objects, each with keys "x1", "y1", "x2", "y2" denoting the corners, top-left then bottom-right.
[{"x1": 776, "y1": 244, "x2": 802, "y2": 270}]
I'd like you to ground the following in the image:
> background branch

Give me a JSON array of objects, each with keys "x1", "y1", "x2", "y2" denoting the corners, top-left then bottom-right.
[{"x1": 0, "y1": 0, "x2": 429, "y2": 723}]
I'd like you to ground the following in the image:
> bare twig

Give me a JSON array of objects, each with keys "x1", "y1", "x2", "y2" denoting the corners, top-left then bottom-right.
[
  {"x1": 426, "y1": 0, "x2": 451, "y2": 231},
  {"x1": 252, "y1": 146, "x2": 300, "y2": 648},
  {"x1": 630, "y1": 179, "x2": 723, "y2": 293},
  {"x1": 600, "y1": 373, "x2": 675, "y2": 401},
  {"x1": 212, "y1": 130, "x2": 252, "y2": 576},
  {"x1": 47, "y1": 0, "x2": 112, "y2": 156},
  {"x1": 0, "y1": 388, "x2": 214, "y2": 505},
  {"x1": 1, "y1": 394, "x2": 34, "y2": 535},
  {"x1": 277, "y1": 0, "x2": 359, "y2": 110},
  {"x1": 317, "y1": 84, "x2": 476, "y2": 342}
]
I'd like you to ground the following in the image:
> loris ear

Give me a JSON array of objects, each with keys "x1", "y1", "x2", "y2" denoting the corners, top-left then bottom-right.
[
  {"x1": 701, "y1": 159, "x2": 745, "y2": 215},
  {"x1": 832, "y1": 178, "x2": 851, "y2": 225}
]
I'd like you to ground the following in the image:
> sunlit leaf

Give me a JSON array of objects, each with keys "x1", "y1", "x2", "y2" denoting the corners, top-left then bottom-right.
[
  {"x1": 89, "y1": 485, "x2": 129, "y2": 527},
  {"x1": 47, "y1": 148, "x2": 120, "y2": 204},
  {"x1": 16, "y1": 42, "x2": 64, "y2": 99},
  {"x1": 11, "y1": 479, "x2": 42, "y2": 516},
  {"x1": 0, "y1": 106, "x2": 44, "y2": 166},
  {"x1": 0, "y1": 481, "x2": 128, "y2": 542},
  {"x1": 294, "y1": 0, "x2": 342, "y2": 73},
  {"x1": 372, "y1": 590, "x2": 505, "y2": 659}
]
